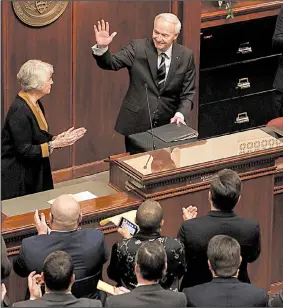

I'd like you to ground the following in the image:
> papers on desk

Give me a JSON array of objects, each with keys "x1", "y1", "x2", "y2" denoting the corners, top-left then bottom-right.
[
  {"x1": 48, "y1": 191, "x2": 97, "y2": 204},
  {"x1": 99, "y1": 210, "x2": 137, "y2": 227}
]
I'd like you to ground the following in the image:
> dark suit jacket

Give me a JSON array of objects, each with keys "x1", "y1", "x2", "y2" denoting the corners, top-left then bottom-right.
[
  {"x1": 269, "y1": 290, "x2": 283, "y2": 307},
  {"x1": 105, "y1": 284, "x2": 187, "y2": 308},
  {"x1": 1, "y1": 235, "x2": 11, "y2": 279},
  {"x1": 107, "y1": 232, "x2": 185, "y2": 291},
  {"x1": 183, "y1": 277, "x2": 268, "y2": 307},
  {"x1": 178, "y1": 210, "x2": 261, "y2": 289},
  {"x1": 12, "y1": 293, "x2": 102, "y2": 307},
  {"x1": 13, "y1": 229, "x2": 108, "y2": 298},
  {"x1": 273, "y1": 5, "x2": 283, "y2": 91},
  {"x1": 93, "y1": 38, "x2": 195, "y2": 135}
]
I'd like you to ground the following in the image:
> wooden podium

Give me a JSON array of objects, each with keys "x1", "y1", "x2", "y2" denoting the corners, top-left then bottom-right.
[{"x1": 108, "y1": 127, "x2": 283, "y2": 292}]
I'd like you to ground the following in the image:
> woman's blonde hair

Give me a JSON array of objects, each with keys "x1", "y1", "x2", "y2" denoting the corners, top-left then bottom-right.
[{"x1": 17, "y1": 59, "x2": 53, "y2": 92}]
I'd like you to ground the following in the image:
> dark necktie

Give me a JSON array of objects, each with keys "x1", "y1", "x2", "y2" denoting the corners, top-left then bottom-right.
[{"x1": 157, "y1": 53, "x2": 166, "y2": 90}]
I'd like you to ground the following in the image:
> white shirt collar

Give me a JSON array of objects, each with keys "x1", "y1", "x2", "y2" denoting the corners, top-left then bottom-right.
[{"x1": 157, "y1": 44, "x2": 173, "y2": 59}]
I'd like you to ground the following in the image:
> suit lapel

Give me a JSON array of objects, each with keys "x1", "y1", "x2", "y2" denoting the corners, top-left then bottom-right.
[
  {"x1": 145, "y1": 39, "x2": 159, "y2": 89},
  {"x1": 163, "y1": 43, "x2": 181, "y2": 92}
]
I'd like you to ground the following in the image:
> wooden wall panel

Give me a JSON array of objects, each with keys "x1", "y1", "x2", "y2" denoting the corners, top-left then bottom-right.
[
  {"x1": 1, "y1": 1, "x2": 73, "y2": 171},
  {"x1": 73, "y1": 1, "x2": 171, "y2": 166},
  {"x1": 182, "y1": 2, "x2": 201, "y2": 130}
]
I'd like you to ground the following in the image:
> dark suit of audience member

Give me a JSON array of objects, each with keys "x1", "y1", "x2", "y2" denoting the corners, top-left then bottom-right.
[
  {"x1": 13, "y1": 195, "x2": 108, "y2": 299},
  {"x1": 178, "y1": 169, "x2": 261, "y2": 289},
  {"x1": 269, "y1": 290, "x2": 283, "y2": 307},
  {"x1": 1, "y1": 236, "x2": 11, "y2": 280},
  {"x1": 273, "y1": 5, "x2": 283, "y2": 117},
  {"x1": 183, "y1": 235, "x2": 268, "y2": 307},
  {"x1": 13, "y1": 251, "x2": 102, "y2": 307},
  {"x1": 107, "y1": 200, "x2": 185, "y2": 291},
  {"x1": 1, "y1": 236, "x2": 11, "y2": 307},
  {"x1": 106, "y1": 241, "x2": 187, "y2": 308}
]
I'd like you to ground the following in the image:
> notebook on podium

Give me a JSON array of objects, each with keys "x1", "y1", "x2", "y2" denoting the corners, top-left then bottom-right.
[{"x1": 148, "y1": 123, "x2": 198, "y2": 143}]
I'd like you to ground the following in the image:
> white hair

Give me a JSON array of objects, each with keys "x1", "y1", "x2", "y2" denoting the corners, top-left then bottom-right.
[
  {"x1": 154, "y1": 13, "x2": 181, "y2": 34},
  {"x1": 17, "y1": 59, "x2": 54, "y2": 92}
]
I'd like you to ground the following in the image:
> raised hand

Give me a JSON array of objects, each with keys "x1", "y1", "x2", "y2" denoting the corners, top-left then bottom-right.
[
  {"x1": 182, "y1": 205, "x2": 198, "y2": 221},
  {"x1": 94, "y1": 19, "x2": 117, "y2": 48},
  {"x1": 28, "y1": 271, "x2": 43, "y2": 299},
  {"x1": 34, "y1": 209, "x2": 49, "y2": 235}
]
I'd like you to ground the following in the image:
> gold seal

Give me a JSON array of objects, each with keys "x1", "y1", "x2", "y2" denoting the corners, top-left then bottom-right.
[{"x1": 12, "y1": 1, "x2": 69, "y2": 27}]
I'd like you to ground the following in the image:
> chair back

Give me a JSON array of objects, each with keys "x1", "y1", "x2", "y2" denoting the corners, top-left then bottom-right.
[
  {"x1": 267, "y1": 117, "x2": 283, "y2": 130},
  {"x1": 71, "y1": 270, "x2": 102, "y2": 299}
]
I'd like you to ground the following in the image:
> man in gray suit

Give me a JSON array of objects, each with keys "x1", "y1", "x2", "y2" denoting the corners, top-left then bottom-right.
[
  {"x1": 92, "y1": 13, "x2": 195, "y2": 151},
  {"x1": 13, "y1": 251, "x2": 102, "y2": 307},
  {"x1": 105, "y1": 241, "x2": 187, "y2": 307}
]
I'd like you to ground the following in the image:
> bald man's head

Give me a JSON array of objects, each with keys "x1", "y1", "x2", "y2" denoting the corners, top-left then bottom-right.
[{"x1": 50, "y1": 195, "x2": 81, "y2": 231}]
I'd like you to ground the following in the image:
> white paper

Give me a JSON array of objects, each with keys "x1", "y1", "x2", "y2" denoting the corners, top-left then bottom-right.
[{"x1": 48, "y1": 191, "x2": 97, "y2": 204}]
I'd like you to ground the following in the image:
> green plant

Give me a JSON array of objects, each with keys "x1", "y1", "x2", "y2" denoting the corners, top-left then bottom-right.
[{"x1": 218, "y1": 1, "x2": 235, "y2": 19}]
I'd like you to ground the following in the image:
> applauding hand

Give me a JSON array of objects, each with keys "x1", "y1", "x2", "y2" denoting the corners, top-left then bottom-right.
[
  {"x1": 53, "y1": 127, "x2": 87, "y2": 149},
  {"x1": 28, "y1": 271, "x2": 43, "y2": 300},
  {"x1": 94, "y1": 19, "x2": 117, "y2": 48},
  {"x1": 182, "y1": 205, "x2": 198, "y2": 221}
]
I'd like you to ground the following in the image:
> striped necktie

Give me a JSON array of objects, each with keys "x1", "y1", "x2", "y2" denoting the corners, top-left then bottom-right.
[{"x1": 157, "y1": 53, "x2": 166, "y2": 90}]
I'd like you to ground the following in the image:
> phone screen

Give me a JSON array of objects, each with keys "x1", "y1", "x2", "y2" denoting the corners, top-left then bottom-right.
[{"x1": 119, "y1": 217, "x2": 138, "y2": 235}]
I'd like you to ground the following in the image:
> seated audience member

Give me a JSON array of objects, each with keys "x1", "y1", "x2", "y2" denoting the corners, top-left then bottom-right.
[
  {"x1": 106, "y1": 241, "x2": 187, "y2": 307},
  {"x1": 183, "y1": 235, "x2": 268, "y2": 307},
  {"x1": 178, "y1": 168, "x2": 261, "y2": 289},
  {"x1": 1, "y1": 236, "x2": 11, "y2": 280},
  {"x1": 13, "y1": 194, "x2": 108, "y2": 299},
  {"x1": 107, "y1": 199, "x2": 186, "y2": 291},
  {"x1": 2, "y1": 236, "x2": 11, "y2": 306},
  {"x1": 269, "y1": 290, "x2": 283, "y2": 306},
  {"x1": 13, "y1": 251, "x2": 102, "y2": 307}
]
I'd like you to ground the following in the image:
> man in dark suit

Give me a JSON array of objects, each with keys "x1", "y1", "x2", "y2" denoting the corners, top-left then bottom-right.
[
  {"x1": 107, "y1": 199, "x2": 186, "y2": 291},
  {"x1": 1, "y1": 235, "x2": 11, "y2": 306},
  {"x1": 13, "y1": 194, "x2": 108, "y2": 299},
  {"x1": 106, "y1": 241, "x2": 187, "y2": 307},
  {"x1": 92, "y1": 13, "x2": 195, "y2": 151},
  {"x1": 183, "y1": 235, "x2": 268, "y2": 307},
  {"x1": 273, "y1": 5, "x2": 283, "y2": 117},
  {"x1": 178, "y1": 168, "x2": 261, "y2": 289},
  {"x1": 13, "y1": 251, "x2": 102, "y2": 307},
  {"x1": 1, "y1": 236, "x2": 11, "y2": 280}
]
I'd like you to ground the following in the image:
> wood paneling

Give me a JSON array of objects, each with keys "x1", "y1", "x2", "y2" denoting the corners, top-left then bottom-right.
[
  {"x1": 73, "y1": 1, "x2": 171, "y2": 166},
  {"x1": 2, "y1": 1, "x2": 73, "y2": 171},
  {"x1": 182, "y1": 2, "x2": 201, "y2": 130}
]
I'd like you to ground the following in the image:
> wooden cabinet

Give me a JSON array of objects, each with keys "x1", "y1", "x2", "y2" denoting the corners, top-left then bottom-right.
[{"x1": 198, "y1": 1, "x2": 282, "y2": 139}]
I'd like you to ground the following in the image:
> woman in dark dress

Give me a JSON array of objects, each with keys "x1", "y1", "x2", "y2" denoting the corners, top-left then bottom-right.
[{"x1": 1, "y1": 60, "x2": 86, "y2": 200}]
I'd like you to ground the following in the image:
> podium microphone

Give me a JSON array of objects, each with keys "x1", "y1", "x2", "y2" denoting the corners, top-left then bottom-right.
[{"x1": 144, "y1": 83, "x2": 156, "y2": 151}]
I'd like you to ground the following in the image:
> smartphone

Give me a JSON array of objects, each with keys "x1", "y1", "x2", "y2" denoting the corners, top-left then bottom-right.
[{"x1": 119, "y1": 217, "x2": 139, "y2": 235}]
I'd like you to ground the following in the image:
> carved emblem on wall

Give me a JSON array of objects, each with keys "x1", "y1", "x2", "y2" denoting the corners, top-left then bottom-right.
[{"x1": 12, "y1": 1, "x2": 69, "y2": 27}]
